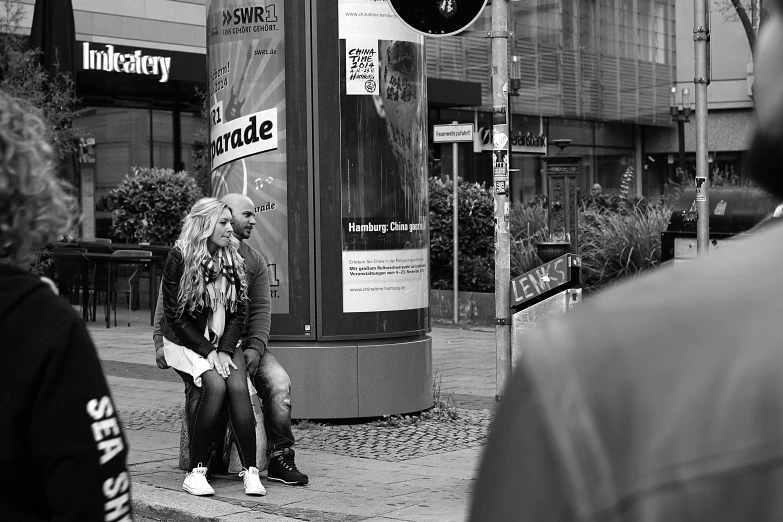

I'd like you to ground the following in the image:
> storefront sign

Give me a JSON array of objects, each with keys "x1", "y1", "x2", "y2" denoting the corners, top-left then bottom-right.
[
  {"x1": 81, "y1": 42, "x2": 171, "y2": 83},
  {"x1": 473, "y1": 126, "x2": 547, "y2": 154}
]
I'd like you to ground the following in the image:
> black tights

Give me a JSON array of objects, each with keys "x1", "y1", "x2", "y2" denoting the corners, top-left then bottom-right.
[{"x1": 176, "y1": 349, "x2": 256, "y2": 470}]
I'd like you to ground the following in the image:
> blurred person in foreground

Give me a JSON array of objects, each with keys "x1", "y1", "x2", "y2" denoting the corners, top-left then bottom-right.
[
  {"x1": 0, "y1": 91, "x2": 132, "y2": 520},
  {"x1": 469, "y1": 4, "x2": 783, "y2": 520}
]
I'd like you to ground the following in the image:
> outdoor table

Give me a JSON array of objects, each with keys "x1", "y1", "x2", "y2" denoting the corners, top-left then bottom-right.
[{"x1": 49, "y1": 250, "x2": 162, "y2": 328}]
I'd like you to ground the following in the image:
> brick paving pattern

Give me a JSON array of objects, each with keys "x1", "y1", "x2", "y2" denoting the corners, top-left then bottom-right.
[
  {"x1": 119, "y1": 404, "x2": 492, "y2": 462},
  {"x1": 294, "y1": 410, "x2": 491, "y2": 462},
  {"x1": 119, "y1": 405, "x2": 182, "y2": 432}
]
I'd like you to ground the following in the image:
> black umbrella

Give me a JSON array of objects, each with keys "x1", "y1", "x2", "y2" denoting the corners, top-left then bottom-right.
[
  {"x1": 29, "y1": 0, "x2": 79, "y2": 193},
  {"x1": 29, "y1": 0, "x2": 76, "y2": 80}
]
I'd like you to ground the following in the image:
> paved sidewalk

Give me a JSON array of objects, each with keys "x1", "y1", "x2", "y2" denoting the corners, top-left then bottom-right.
[{"x1": 86, "y1": 308, "x2": 497, "y2": 522}]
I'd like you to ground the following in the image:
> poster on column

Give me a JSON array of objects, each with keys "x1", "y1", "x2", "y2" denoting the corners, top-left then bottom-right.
[
  {"x1": 338, "y1": 0, "x2": 429, "y2": 313},
  {"x1": 207, "y1": 0, "x2": 289, "y2": 313}
]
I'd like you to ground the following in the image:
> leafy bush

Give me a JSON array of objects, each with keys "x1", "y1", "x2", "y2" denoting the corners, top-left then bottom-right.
[
  {"x1": 428, "y1": 177, "x2": 494, "y2": 292},
  {"x1": 428, "y1": 182, "x2": 672, "y2": 294},
  {"x1": 106, "y1": 167, "x2": 203, "y2": 245}
]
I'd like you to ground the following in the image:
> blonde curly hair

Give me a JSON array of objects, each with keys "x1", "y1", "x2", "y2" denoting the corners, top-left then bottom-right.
[
  {"x1": 0, "y1": 91, "x2": 78, "y2": 267},
  {"x1": 174, "y1": 197, "x2": 247, "y2": 316}
]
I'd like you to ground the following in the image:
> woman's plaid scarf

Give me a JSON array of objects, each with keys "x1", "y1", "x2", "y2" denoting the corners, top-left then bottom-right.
[{"x1": 201, "y1": 248, "x2": 241, "y2": 314}]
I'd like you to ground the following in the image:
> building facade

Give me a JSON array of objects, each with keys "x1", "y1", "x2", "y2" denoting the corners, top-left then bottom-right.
[
  {"x1": 16, "y1": 0, "x2": 206, "y2": 237},
  {"x1": 643, "y1": 0, "x2": 756, "y2": 198},
  {"x1": 427, "y1": 0, "x2": 678, "y2": 202},
  {"x1": 15, "y1": 0, "x2": 685, "y2": 225}
]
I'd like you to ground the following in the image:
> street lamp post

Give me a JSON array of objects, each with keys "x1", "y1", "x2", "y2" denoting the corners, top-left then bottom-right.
[{"x1": 670, "y1": 86, "x2": 692, "y2": 177}]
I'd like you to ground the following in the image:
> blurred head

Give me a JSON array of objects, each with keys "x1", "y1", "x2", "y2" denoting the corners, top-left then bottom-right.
[
  {"x1": 222, "y1": 193, "x2": 256, "y2": 240},
  {"x1": 591, "y1": 183, "x2": 603, "y2": 196},
  {"x1": 754, "y1": 0, "x2": 783, "y2": 138},
  {"x1": 0, "y1": 91, "x2": 78, "y2": 267},
  {"x1": 747, "y1": 0, "x2": 783, "y2": 196},
  {"x1": 174, "y1": 197, "x2": 245, "y2": 314}
]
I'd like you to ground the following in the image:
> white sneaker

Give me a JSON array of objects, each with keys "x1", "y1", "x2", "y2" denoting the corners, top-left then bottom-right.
[
  {"x1": 239, "y1": 466, "x2": 266, "y2": 496},
  {"x1": 183, "y1": 464, "x2": 214, "y2": 496}
]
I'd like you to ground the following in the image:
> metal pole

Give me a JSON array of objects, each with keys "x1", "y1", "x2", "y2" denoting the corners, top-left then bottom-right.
[
  {"x1": 453, "y1": 121, "x2": 459, "y2": 324},
  {"x1": 491, "y1": 0, "x2": 511, "y2": 400},
  {"x1": 694, "y1": 0, "x2": 710, "y2": 255},
  {"x1": 678, "y1": 118, "x2": 686, "y2": 175}
]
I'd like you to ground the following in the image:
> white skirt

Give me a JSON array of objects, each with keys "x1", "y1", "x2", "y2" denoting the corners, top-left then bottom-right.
[{"x1": 163, "y1": 336, "x2": 257, "y2": 395}]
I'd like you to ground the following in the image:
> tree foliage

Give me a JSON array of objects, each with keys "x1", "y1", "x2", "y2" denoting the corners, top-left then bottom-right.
[
  {"x1": 0, "y1": 0, "x2": 81, "y2": 159},
  {"x1": 429, "y1": 176, "x2": 495, "y2": 292},
  {"x1": 718, "y1": 0, "x2": 769, "y2": 52},
  {"x1": 107, "y1": 167, "x2": 203, "y2": 245},
  {"x1": 191, "y1": 89, "x2": 211, "y2": 196}
]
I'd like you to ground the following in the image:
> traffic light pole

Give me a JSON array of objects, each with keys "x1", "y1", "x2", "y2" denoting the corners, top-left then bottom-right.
[
  {"x1": 694, "y1": 0, "x2": 710, "y2": 255},
  {"x1": 490, "y1": 0, "x2": 511, "y2": 401}
]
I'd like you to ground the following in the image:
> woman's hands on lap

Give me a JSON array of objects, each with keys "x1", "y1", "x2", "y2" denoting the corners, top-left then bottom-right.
[{"x1": 208, "y1": 350, "x2": 238, "y2": 378}]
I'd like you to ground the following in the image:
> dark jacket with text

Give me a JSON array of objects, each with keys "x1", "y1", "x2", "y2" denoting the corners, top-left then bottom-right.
[{"x1": 0, "y1": 263, "x2": 132, "y2": 522}]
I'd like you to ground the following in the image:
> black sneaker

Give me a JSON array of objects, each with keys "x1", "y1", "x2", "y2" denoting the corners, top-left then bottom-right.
[{"x1": 267, "y1": 448, "x2": 309, "y2": 485}]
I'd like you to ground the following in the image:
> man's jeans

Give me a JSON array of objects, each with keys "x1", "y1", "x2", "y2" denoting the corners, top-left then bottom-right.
[{"x1": 181, "y1": 348, "x2": 295, "y2": 457}]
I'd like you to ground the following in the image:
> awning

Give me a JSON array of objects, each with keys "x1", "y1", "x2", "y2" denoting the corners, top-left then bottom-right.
[{"x1": 427, "y1": 78, "x2": 482, "y2": 108}]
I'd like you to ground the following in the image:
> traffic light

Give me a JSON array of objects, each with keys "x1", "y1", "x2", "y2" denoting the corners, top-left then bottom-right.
[{"x1": 387, "y1": 0, "x2": 489, "y2": 37}]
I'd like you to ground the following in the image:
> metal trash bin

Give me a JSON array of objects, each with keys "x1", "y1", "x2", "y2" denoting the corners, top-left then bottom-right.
[{"x1": 661, "y1": 187, "x2": 783, "y2": 265}]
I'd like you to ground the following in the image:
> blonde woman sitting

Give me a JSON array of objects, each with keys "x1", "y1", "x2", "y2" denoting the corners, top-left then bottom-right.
[{"x1": 159, "y1": 197, "x2": 264, "y2": 496}]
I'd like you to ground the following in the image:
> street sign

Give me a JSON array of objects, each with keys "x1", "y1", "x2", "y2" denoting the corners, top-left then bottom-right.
[
  {"x1": 433, "y1": 123, "x2": 474, "y2": 143},
  {"x1": 387, "y1": 0, "x2": 489, "y2": 37},
  {"x1": 509, "y1": 253, "x2": 581, "y2": 310}
]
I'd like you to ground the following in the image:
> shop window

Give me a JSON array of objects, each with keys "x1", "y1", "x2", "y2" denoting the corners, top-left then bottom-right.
[
  {"x1": 594, "y1": 147, "x2": 635, "y2": 193},
  {"x1": 595, "y1": 121, "x2": 635, "y2": 148}
]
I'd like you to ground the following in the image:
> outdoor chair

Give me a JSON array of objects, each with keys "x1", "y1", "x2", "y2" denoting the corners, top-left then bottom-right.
[
  {"x1": 49, "y1": 248, "x2": 89, "y2": 315},
  {"x1": 112, "y1": 250, "x2": 152, "y2": 327}
]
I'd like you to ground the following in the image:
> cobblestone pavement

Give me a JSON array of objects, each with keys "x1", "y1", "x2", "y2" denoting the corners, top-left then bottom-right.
[
  {"x1": 119, "y1": 405, "x2": 182, "y2": 432},
  {"x1": 119, "y1": 404, "x2": 492, "y2": 462},
  {"x1": 294, "y1": 409, "x2": 492, "y2": 462}
]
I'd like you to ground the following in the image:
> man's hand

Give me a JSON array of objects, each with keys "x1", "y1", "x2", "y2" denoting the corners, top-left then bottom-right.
[
  {"x1": 244, "y1": 349, "x2": 261, "y2": 376},
  {"x1": 154, "y1": 335, "x2": 169, "y2": 369},
  {"x1": 155, "y1": 347, "x2": 169, "y2": 369}
]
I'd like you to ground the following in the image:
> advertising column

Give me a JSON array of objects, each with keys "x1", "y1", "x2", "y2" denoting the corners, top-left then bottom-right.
[
  {"x1": 206, "y1": 1, "x2": 289, "y2": 313},
  {"x1": 338, "y1": 0, "x2": 429, "y2": 314}
]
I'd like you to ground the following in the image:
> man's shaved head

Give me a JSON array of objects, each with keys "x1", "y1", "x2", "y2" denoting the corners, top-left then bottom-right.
[
  {"x1": 221, "y1": 193, "x2": 257, "y2": 240},
  {"x1": 222, "y1": 193, "x2": 254, "y2": 211}
]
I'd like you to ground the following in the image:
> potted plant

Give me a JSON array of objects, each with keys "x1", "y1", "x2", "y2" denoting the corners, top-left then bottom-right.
[
  {"x1": 104, "y1": 167, "x2": 203, "y2": 245},
  {"x1": 535, "y1": 233, "x2": 572, "y2": 263}
]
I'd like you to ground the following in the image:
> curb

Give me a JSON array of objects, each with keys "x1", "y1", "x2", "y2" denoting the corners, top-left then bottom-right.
[
  {"x1": 131, "y1": 483, "x2": 260, "y2": 522},
  {"x1": 133, "y1": 499, "x2": 216, "y2": 522}
]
